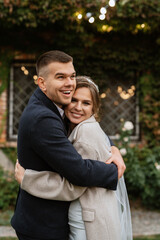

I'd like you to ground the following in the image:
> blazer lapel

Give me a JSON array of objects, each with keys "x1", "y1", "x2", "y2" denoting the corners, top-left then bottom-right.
[{"x1": 34, "y1": 87, "x2": 67, "y2": 135}]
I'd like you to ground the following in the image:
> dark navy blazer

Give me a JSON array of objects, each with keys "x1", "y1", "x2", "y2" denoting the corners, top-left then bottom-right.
[{"x1": 11, "y1": 87, "x2": 118, "y2": 240}]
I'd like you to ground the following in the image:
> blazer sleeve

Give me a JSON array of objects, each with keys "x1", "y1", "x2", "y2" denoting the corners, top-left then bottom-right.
[
  {"x1": 30, "y1": 113, "x2": 118, "y2": 190},
  {"x1": 21, "y1": 170, "x2": 86, "y2": 201}
]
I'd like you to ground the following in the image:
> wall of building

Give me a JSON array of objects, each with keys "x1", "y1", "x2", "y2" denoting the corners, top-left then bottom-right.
[{"x1": 0, "y1": 89, "x2": 16, "y2": 147}]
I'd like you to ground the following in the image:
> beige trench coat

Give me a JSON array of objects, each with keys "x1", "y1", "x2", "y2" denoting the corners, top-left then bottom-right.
[{"x1": 21, "y1": 116, "x2": 120, "y2": 240}]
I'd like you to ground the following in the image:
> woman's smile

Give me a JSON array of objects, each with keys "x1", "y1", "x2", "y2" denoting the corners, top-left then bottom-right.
[{"x1": 70, "y1": 112, "x2": 83, "y2": 118}]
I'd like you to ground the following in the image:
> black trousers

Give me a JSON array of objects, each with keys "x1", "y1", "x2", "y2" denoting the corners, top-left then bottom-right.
[{"x1": 16, "y1": 231, "x2": 67, "y2": 240}]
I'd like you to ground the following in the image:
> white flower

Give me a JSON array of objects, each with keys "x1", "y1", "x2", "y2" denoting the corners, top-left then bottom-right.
[
  {"x1": 115, "y1": 134, "x2": 120, "y2": 139},
  {"x1": 120, "y1": 148, "x2": 127, "y2": 156},
  {"x1": 123, "y1": 137, "x2": 129, "y2": 142},
  {"x1": 124, "y1": 121, "x2": 134, "y2": 131},
  {"x1": 155, "y1": 162, "x2": 160, "y2": 171}
]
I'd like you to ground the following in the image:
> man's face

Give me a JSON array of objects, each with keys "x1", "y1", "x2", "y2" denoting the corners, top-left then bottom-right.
[{"x1": 39, "y1": 61, "x2": 76, "y2": 108}]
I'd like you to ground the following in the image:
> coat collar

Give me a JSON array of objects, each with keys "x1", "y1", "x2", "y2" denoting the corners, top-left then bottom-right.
[
  {"x1": 76, "y1": 115, "x2": 96, "y2": 126},
  {"x1": 33, "y1": 87, "x2": 68, "y2": 136},
  {"x1": 68, "y1": 115, "x2": 96, "y2": 142},
  {"x1": 34, "y1": 87, "x2": 62, "y2": 119}
]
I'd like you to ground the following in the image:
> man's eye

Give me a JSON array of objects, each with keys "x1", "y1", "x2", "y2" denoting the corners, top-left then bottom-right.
[
  {"x1": 58, "y1": 76, "x2": 63, "y2": 79},
  {"x1": 71, "y1": 75, "x2": 76, "y2": 79}
]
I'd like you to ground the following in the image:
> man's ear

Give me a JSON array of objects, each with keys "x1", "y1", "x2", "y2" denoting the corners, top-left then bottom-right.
[{"x1": 38, "y1": 77, "x2": 46, "y2": 92}]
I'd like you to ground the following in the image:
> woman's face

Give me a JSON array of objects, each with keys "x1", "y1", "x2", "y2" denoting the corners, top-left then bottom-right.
[{"x1": 65, "y1": 87, "x2": 93, "y2": 126}]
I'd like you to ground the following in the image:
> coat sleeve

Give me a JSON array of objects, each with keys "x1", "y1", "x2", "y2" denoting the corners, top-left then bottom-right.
[
  {"x1": 21, "y1": 170, "x2": 86, "y2": 201},
  {"x1": 30, "y1": 114, "x2": 118, "y2": 190},
  {"x1": 20, "y1": 142, "x2": 100, "y2": 200}
]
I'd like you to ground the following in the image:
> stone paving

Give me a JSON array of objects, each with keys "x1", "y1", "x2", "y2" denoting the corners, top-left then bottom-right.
[
  {"x1": 0, "y1": 226, "x2": 16, "y2": 237},
  {"x1": 0, "y1": 208, "x2": 160, "y2": 238},
  {"x1": 131, "y1": 208, "x2": 160, "y2": 237},
  {"x1": 0, "y1": 150, "x2": 15, "y2": 172}
]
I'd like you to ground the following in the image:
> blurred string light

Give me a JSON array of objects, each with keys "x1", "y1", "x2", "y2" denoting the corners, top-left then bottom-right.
[
  {"x1": 100, "y1": 88, "x2": 111, "y2": 99},
  {"x1": 75, "y1": 11, "x2": 83, "y2": 20},
  {"x1": 100, "y1": 85, "x2": 135, "y2": 101},
  {"x1": 89, "y1": 16, "x2": 95, "y2": 23},
  {"x1": 21, "y1": 66, "x2": 29, "y2": 75},
  {"x1": 101, "y1": 24, "x2": 113, "y2": 32},
  {"x1": 86, "y1": 12, "x2": 92, "y2": 18},
  {"x1": 109, "y1": 0, "x2": 116, "y2": 7},
  {"x1": 21, "y1": 65, "x2": 38, "y2": 84},
  {"x1": 133, "y1": 23, "x2": 150, "y2": 34},
  {"x1": 75, "y1": 0, "x2": 117, "y2": 24},
  {"x1": 100, "y1": 7, "x2": 107, "y2": 15},
  {"x1": 99, "y1": 14, "x2": 105, "y2": 20},
  {"x1": 33, "y1": 75, "x2": 38, "y2": 84},
  {"x1": 98, "y1": 0, "x2": 116, "y2": 22},
  {"x1": 100, "y1": 93, "x2": 107, "y2": 98},
  {"x1": 77, "y1": 13, "x2": 82, "y2": 19},
  {"x1": 117, "y1": 85, "x2": 135, "y2": 99}
]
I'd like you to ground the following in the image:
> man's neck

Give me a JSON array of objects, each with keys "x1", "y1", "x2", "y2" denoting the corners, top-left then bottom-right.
[{"x1": 54, "y1": 103, "x2": 64, "y2": 118}]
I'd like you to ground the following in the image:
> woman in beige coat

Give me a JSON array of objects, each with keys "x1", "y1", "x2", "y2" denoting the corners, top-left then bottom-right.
[{"x1": 15, "y1": 76, "x2": 132, "y2": 240}]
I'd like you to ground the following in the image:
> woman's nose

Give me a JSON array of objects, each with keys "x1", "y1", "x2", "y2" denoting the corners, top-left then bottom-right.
[{"x1": 75, "y1": 102, "x2": 82, "y2": 111}]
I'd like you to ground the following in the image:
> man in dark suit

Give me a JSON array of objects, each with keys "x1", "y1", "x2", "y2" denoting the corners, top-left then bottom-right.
[{"x1": 11, "y1": 50, "x2": 125, "y2": 240}]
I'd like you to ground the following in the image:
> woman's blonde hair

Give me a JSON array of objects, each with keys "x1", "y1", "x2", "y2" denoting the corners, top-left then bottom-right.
[{"x1": 76, "y1": 76, "x2": 100, "y2": 120}]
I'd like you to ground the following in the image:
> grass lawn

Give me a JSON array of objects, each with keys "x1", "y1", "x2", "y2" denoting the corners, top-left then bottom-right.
[
  {"x1": 0, "y1": 238, "x2": 17, "y2": 240},
  {"x1": 134, "y1": 236, "x2": 160, "y2": 240},
  {"x1": 0, "y1": 235, "x2": 160, "y2": 240},
  {"x1": 1, "y1": 237, "x2": 160, "y2": 240}
]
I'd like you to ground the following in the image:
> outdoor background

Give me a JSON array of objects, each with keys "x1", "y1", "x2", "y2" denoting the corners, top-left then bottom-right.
[{"x1": 0, "y1": 0, "x2": 160, "y2": 239}]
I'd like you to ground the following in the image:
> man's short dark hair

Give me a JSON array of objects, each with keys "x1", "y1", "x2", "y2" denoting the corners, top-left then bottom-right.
[{"x1": 36, "y1": 50, "x2": 73, "y2": 76}]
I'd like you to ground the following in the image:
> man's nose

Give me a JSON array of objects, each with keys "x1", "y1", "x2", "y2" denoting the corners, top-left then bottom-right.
[{"x1": 65, "y1": 77, "x2": 73, "y2": 86}]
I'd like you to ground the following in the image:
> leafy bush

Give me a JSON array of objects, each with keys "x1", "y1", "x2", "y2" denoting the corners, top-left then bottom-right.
[
  {"x1": 117, "y1": 120, "x2": 160, "y2": 209},
  {"x1": 125, "y1": 146, "x2": 160, "y2": 209},
  {"x1": 0, "y1": 167, "x2": 19, "y2": 210}
]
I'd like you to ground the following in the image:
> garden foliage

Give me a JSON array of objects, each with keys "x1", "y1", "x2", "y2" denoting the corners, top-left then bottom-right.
[{"x1": 117, "y1": 121, "x2": 160, "y2": 209}]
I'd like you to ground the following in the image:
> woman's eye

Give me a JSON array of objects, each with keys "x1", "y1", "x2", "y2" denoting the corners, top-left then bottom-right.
[
  {"x1": 71, "y1": 75, "x2": 76, "y2": 80},
  {"x1": 84, "y1": 102, "x2": 90, "y2": 105}
]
